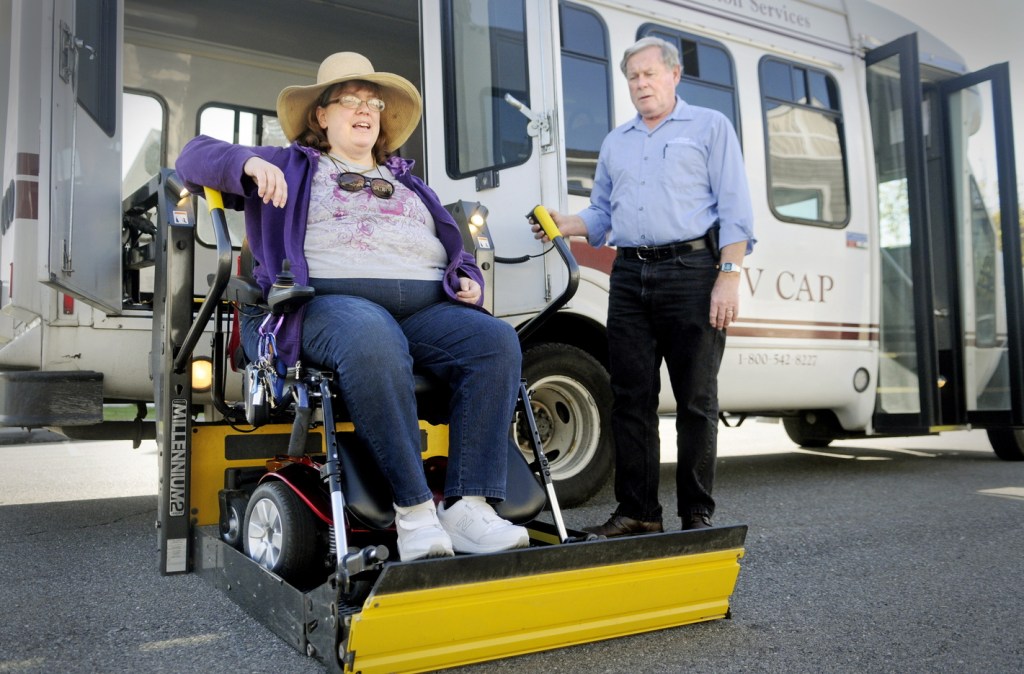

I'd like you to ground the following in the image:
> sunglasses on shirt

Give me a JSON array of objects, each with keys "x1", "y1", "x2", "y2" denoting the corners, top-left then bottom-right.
[{"x1": 336, "y1": 172, "x2": 395, "y2": 199}]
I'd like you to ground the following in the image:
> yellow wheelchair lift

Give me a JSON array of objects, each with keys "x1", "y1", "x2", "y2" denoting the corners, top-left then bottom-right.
[{"x1": 149, "y1": 174, "x2": 746, "y2": 673}]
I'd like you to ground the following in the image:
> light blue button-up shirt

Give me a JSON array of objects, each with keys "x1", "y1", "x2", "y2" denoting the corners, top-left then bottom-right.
[{"x1": 579, "y1": 97, "x2": 755, "y2": 253}]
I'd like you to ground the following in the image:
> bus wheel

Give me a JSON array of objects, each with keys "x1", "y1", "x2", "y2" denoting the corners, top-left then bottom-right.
[
  {"x1": 244, "y1": 481, "x2": 319, "y2": 581},
  {"x1": 783, "y1": 412, "x2": 836, "y2": 448},
  {"x1": 517, "y1": 343, "x2": 613, "y2": 507},
  {"x1": 986, "y1": 428, "x2": 1024, "y2": 461}
]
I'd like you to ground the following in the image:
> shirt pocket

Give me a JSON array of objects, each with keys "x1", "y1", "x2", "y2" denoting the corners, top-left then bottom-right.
[{"x1": 661, "y1": 138, "x2": 710, "y2": 195}]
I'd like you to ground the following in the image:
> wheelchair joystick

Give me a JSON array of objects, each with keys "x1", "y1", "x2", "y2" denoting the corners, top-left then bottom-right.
[
  {"x1": 266, "y1": 258, "x2": 315, "y2": 314},
  {"x1": 274, "y1": 259, "x2": 296, "y2": 286}
]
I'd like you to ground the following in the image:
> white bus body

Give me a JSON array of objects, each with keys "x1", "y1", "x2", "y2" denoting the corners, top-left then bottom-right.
[{"x1": 1, "y1": 0, "x2": 1022, "y2": 499}]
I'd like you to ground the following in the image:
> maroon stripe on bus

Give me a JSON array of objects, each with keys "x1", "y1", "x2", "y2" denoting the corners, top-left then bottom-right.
[
  {"x1": 16, "y1": 153, "x2": 39, "y2": 176},
  {"x1": 15, "y1": 180, "x2": 38, "y2": 219}
]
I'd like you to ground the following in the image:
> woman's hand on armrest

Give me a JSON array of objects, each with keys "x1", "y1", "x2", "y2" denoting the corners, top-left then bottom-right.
[
  {"x1": 455, "y1": 277, "x2": 482, "y2": 305},
  {"x1": 243, "y1": 157, "x2": 288, "y2": 208}
]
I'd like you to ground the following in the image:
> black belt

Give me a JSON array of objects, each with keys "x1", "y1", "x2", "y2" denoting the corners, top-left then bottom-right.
[{"x1": 617, "y1": 236, "x2": 707, "y2": 262}]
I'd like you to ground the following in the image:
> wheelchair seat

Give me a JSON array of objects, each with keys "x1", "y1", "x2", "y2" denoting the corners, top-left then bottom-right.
[
  {"x1": 341, "y1": 437, "x2": 546, "y2": 530},
  {"x1": 223, "y1": 255, "x2": 545, "y2": 530}
]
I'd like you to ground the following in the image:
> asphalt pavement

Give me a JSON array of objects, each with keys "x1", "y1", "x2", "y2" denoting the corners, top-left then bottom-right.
[{"x1": 1, "y1": 421, "x2": 1022, "y2": 673}]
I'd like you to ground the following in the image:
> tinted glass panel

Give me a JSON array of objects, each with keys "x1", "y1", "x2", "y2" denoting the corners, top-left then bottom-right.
[
  {"x1": 122, "y1": 92, "x2": 164, "y2": 196},
  {"x1": 563, "y1": 56, "x2": 611, "y2": 153},
  {"x1": 680, "y1": 83, "x2": 736, "y2": 123},
  {"x1": 640, "y1": 25, "x2": 739, "y2": 135},
  {"x1": 792, "y1": 68, "x2": 807, "y2": 105},
  {"x1": 76, "y1": 0, "x2": 117, "y2": 136},
  {"x1": 761, "y1": 58, "x2": 849, "y2": 227},
  {"x1": 761, "y1": 59, "x2": 792, "y2": 101},
  {"x1": 560, "y1": 2, "x2": 611, "y2": 196},
  {"x1": 808, "y1": 71, "x2": 834, "y2": 109},
  {"x1": 561, "y1": 4, "x2": 605, "y2": 59},
  {"x1": 681, "y1": 39, "x2": 700, "y2": 79},
  {"x1": 697, "y1": 43, "x2": 732, "y2": 86},
  {"x1": 443, "y1": 0, "x2": 531, "y2": 178},
  {"x1": 948, "y1": 81, "x2": 1011, "y2": 410}
]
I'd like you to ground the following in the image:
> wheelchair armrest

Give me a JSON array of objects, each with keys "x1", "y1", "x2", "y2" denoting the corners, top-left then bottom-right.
[
  {"x1": 223, "y1": 274, "x2": 314, "y2": 314},
  {"x1": 225, "y1": 276, "x2": 264, "y2": 307},
  {"x1": 266, "y1": 281, "x2": 314, "y2": 315}
]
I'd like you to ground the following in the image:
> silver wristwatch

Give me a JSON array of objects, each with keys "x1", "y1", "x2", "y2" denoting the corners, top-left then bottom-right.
[{"x1": 719, "y1": 262, "x2": 741, "y2": 273}]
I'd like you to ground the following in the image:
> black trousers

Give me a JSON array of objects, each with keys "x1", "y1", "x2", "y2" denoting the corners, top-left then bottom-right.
[{"x1": 606, "y1": 248, "x2": 725, "y2": 522}]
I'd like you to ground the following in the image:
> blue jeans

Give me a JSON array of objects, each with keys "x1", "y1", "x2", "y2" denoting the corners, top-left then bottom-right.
[
  {"x1": 242, "y1": 278, "x2": 521, "y2": 507},
  {"x1": 606, "y1": 249, "x2": 725, "y2": 522}
]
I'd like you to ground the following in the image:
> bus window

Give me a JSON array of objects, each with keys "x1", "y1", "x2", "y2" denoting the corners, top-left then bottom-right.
[
  {"x1": 760, "y1": 57, "x2": 849, "y2": 227},
  {"x1": 198, "y1": 105, "x2": 286, "y2": 147},
  {"x1": 560, "y1": 2, "x2": 612, "y2": 196},
  {"x1": 195, "y1": 104, "x2": 286, "y2": 247},
  {"x1": 639, "y1": 25, "x2": 740, "y2": 139},
  {"x1": 442, "y1": 0, "x2": 531, "y2": 179},
  {"x1": 121, "y1": 90, "x2": 165, "y2": 309},
  {"x1": 122, "y1": 91, "x2": 165, "y2": 197}
]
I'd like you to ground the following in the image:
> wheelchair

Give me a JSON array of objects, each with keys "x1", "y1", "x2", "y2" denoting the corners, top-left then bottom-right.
[{"x1": 201, "y1": 190, "x2": 577, "y2": 592}]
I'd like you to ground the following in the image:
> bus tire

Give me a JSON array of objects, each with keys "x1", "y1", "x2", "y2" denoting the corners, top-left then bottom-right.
[
  {"x1": 517, "y1": 343, "x2": 613, "y2": 507},
  {"x1": 986, "y1": 428, "x2": 1024, "y2": 461},
  {"x1": 783, "y1": 412, "x2": 836, "y2": 448}
]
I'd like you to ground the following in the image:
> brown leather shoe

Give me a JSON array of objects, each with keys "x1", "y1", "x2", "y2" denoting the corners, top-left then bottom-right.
[
  {"x1": 583, "y1": 514, "x2": 663, "y2": 538},
  {"x1": 682, "y1": 513, "x2": 712, "y2": 530}
]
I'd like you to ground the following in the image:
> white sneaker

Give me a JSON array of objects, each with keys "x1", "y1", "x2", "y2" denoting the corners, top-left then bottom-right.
[
  {"x1": 437, "y1": 497, "x2": 530, "y2": 554},
  {"x1": 393, "y1": 501, "x2": 454, "y2": 561}
]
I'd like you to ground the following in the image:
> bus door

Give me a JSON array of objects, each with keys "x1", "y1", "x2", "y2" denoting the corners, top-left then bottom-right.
[
  {"x1": 865, "y1": 35, "x2": 940, "y2": 433},
  {"x1": 48, "y1": 0, "x2": 123, "y2": 313},
  {"x1": 939, "y1": 63, "x2": 1024, "y2": 427},
  {"x1": 420, "y1": 0, "x2": 565, "y2": 317},
  {"x1": 867, "y1": 34, "x2": 1023, "y2": 433}
]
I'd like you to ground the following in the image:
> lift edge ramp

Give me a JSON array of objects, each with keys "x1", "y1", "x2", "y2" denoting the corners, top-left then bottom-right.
[
  {"x1": 194, "y1": 524, "x2": 746, "y2": 673},
  {"x1": 348, "y1": 526, "x2": 746, "y2": 673}
]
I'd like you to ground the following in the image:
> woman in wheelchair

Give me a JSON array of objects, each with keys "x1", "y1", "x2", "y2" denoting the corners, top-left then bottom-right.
[{"x1": 176, "y1": 52, "x2": 529, "y2": 561}]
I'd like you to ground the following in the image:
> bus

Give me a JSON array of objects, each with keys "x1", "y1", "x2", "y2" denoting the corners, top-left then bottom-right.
[{"x1": 1, "y1": 0, "x2": 1021, "y2": 508}]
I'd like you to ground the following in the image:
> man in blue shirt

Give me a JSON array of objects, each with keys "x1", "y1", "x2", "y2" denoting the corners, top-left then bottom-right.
[{"x1": 540, "y1": 36, "x2": 755, "y2": 535}]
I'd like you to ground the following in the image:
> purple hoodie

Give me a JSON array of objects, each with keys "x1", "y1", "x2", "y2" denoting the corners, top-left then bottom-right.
[{"x1": 175, "y1": 135, "x2": 484, "y2": 367}]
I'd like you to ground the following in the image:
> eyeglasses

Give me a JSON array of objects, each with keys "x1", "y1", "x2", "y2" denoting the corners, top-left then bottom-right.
[
  {"x1": 326, "y1": 94, "x2": 386, "y2": 112},
  {"x1": 336, "y1": 172, "x2": 394, "y2": 199}
]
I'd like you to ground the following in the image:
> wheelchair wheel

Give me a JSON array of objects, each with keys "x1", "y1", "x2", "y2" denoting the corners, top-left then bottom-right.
[
  {"x1": 243, "y1": 481, "x2": 320, "y2": 582},
  {"x1": 219, "y1": 491, "x2": 249, "y2": 550}
]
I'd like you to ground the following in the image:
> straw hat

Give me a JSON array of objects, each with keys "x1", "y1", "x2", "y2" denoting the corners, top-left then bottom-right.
[{"x1": 276, "y1": 52, "x2": 422, "y2": 150}]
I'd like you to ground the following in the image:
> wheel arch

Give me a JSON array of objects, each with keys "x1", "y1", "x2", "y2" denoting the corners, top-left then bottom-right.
[{"x1": 518, "y1": 309, "x2": 608, "y2": 369}]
